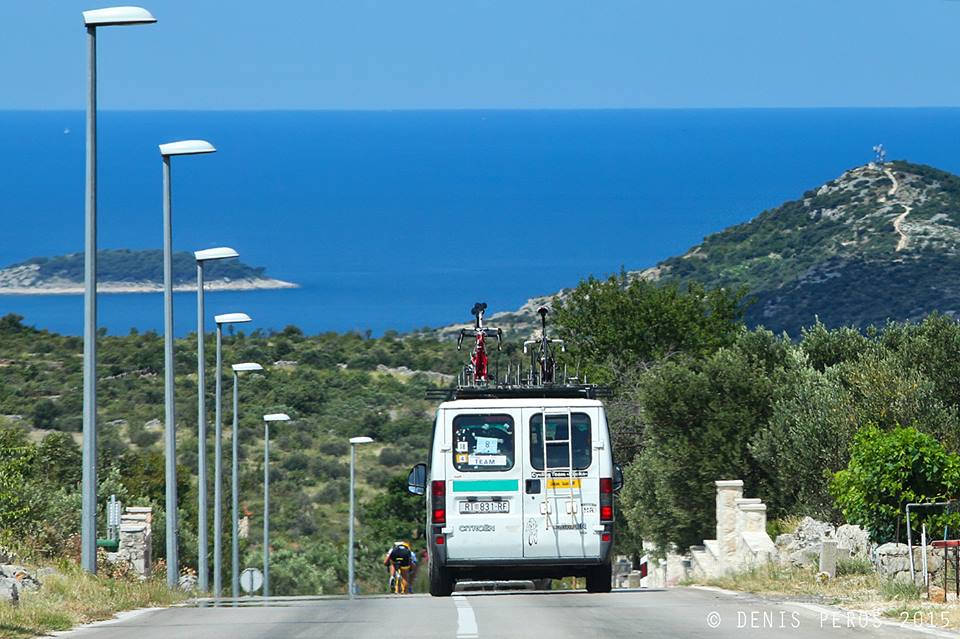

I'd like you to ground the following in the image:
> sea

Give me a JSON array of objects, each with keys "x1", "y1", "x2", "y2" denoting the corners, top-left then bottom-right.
[{"x1": 3, "y1": 108, "x2": 960, "y2": 337}]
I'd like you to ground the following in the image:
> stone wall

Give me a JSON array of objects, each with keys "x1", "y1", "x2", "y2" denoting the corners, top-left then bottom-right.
[
  {"x1": 774, "y1": 517, "x2": 871, "y2": 569},
  {"x1": 876, "y1": 542, "x2": 947, "y2": 585}
]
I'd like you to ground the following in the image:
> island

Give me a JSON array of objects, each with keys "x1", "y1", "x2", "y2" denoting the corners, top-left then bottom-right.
[{"x1": 0, "y1": 249, "x2": 298, "y2": 295}]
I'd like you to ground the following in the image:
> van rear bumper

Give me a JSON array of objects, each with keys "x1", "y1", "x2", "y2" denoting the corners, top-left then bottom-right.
[
  {"x1": 445, "y1": 555, "x2": 610, "y2": 568},
  {"x1": 440, "y1": 552, "x2": 612, "y2": 582}
]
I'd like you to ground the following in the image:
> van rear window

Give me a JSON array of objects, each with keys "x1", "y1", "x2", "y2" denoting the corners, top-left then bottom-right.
[
  {"x1": 452, "y1": 414, "x2": 515, "y2": 472},
  {"x1": 530, "y1": 413, "x2": 592, "y2": 470}
]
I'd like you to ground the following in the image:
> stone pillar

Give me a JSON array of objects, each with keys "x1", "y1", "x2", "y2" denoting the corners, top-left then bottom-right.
[
  {"x1": 738, "y1": 502, "x2": 767, "y2": 534},
  {"x1": 733, "y1": 498, "x2": 762, "y2": 567},
  {"x1": 114, "y1": 506, "x2": 152, "y2": 578},
  {"x1": 735, "y1": 499, "x2": 762, "y2": 535},
  {"x1": 715, "y1": 480, "x2": 743, "y2": 573}
]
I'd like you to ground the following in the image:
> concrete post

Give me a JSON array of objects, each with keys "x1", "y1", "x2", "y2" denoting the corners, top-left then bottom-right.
[
  {"x1": 820, "y1": 540, "x2": 838, "y2": 578},
  {"x1": 715, "y1": 480, "x2": 744, "y2": 572}
]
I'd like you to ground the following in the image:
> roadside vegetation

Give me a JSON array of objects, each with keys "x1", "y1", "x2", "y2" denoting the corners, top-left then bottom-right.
[
  {"x1": 0, "y1": 559, "x2": 186, "y2": 639},
  {"x1": 6, "y1": 260, "x2": 960, "y2": 603}
]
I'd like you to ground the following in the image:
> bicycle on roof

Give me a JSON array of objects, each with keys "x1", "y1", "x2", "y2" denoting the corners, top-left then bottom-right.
[
  {"x1": 457, "y1": 302, "x2": 502, "y2": 385},
  {"x1": 523, "y1": 306, "x2": 565, "y2": 385}
]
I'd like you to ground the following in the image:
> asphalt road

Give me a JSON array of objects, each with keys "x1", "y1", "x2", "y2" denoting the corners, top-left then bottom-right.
[{"x1": 58, "y1": 588, "x2": 957, "y2": 639}]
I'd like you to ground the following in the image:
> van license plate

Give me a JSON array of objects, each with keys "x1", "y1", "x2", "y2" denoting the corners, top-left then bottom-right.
[{"x1": 459, "y1": 500, "x2": 509, "y2": 514}]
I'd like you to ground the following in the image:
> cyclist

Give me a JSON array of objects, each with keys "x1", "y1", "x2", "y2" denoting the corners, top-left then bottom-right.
[{"x1": 383, "y1": 541, "x2": 415, "y2": 593}]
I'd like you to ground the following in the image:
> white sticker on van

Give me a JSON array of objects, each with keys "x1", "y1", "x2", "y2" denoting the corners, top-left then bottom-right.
[
  {"x1": 532, "y1": 470, "x2": 588, "y2": 479},
  {"x1": 475, "y1": 436, "x2": 499, "y2": 454},
  {"x1": 526, "y1": 518, "x2": 539, "y2": 545},
  {"x1": 457, "y1": 441, "x2": 469, "y2": 452},
  {"x1": 468, "y1": 454, "x2": 507, "y2": 466}
]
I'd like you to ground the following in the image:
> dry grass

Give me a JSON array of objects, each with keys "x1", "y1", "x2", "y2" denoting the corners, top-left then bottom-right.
[
  {"x1": 0, "y1": 560, "x2": 186, "y2": 639},
  {"x1": 689, "y1": 562, "x2": 960, "y2": 630}
]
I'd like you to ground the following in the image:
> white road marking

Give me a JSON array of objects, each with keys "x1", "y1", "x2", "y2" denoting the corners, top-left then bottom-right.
[{"x1": 453, "y1": 595, "x2": 478, "y2": 638}]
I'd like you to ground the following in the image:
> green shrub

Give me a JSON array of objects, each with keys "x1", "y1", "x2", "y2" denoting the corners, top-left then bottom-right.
[{"x1": 830, "y1": 425, "x2": 960, "y2": 543}]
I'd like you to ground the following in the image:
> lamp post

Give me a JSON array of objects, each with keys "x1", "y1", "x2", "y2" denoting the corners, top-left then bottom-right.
[
  {"x1": 216, "y1": 314, "x2": 252, "y2": 599},
  {"x1": 229, "y1": 360, "x2": 261, "y2": 599},
  {"x1": 348, "y1": 436, "x2": 374, "y2": 598},
  {"x1": 159, "y1": 140, "x2": 216, "y2": 588},
  {"x1": 262, "y1": 413, "x2": 291, "y2": 599},
  {"x1": 79, "y1": 5, "x2": 156, "y2": 575},
  {"x1": 193, "y1": 249, "x2": 239, "y2": 595}
]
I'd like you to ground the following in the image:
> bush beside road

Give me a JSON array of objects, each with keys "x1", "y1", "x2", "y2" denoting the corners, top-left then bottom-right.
[{"x1": 0, "y1": 559, "x2": 185, "y2": 639}]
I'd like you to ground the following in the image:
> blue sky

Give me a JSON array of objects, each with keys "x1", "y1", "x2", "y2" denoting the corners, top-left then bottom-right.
[{"x1": 5, "y1": 0, "x2": 960, "y2": 110}]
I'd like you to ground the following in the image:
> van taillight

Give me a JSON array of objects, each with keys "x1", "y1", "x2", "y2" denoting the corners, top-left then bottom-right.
[
  {"x1": 600, "y1": 478, "x2": 613, "y2": 523},
  {"x1": 432, "y1": 480, "x2": 446, "y2": 525}
]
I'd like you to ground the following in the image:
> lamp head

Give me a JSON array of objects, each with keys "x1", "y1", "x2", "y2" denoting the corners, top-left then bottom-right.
[
  {"x1": 83, "y1": 6, "x2": 156, "y2": 27},
  {"x1": 195, "y1": 247, "x2": 239, "y2": 262},
  {"x1": 263, "y1": 413, "x2": 291, "y2": 423},
  {"x1": 215, "y1": 312, "x2": 252, "y2": 325},
  {"x1": 159, "y1": 139, "x2": 216, "y2": 157},
  {"x1": 232, "y1": 362, "x2": 263, "y2": 373},
  {"x1": 349, "y1": 436, "x2": 374, "y2": 445}
]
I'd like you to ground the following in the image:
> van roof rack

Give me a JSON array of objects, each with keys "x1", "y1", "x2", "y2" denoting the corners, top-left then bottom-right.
[
  {"x1": 428, "y1": 303, "x2": 611, "y2": 401},
  {"x1": 425, "y1": 383, "x2": 612, "y2": 402}
]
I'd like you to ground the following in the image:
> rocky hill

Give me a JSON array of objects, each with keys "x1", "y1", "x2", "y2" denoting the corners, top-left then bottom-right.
[
  {"x1": 463, "y1": 161, "x2": 960, "y2": 337},
  {"x1": 0, "y1": 249, "x2": 297, "y2": 294},
  {"x1": 652, "y1": 160, "x2": 960, "y2": 334}
]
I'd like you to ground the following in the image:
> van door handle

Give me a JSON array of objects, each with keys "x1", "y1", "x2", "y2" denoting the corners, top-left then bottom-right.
[{"x1": 526, "y1": 479, "x2": 541, "y2": 494}]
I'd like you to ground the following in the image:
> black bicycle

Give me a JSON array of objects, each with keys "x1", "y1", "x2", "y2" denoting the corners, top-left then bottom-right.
[{"x1": 523, "y1": 306, "x2": 565, "y2": 385}]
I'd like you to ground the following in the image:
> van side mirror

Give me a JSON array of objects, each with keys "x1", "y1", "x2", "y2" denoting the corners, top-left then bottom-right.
[
  {"x1": 613, "y1": 464, "x2": 624, "y2": 493},
  {"x1": 407, "y1": 463, "x2": 427, "y2": 495}
]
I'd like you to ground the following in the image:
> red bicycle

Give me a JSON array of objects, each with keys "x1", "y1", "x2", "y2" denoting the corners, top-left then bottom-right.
[{"x1": 457, "y1": 302, "x2": 502, "y2": 384}]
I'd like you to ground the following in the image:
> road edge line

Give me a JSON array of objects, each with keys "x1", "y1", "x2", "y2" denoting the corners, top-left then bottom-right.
[
  {"x1": 789, "y1": 602, "x2": 959, "y2": 639},
  {"x1": 686, "y1": 585, "x2": 959, "y2": 638},
  {"x1": 49, "y1": 606, "x2": 167, "y2": 636}
]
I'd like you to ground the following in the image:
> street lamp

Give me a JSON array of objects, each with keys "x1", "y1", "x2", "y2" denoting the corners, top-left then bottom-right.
[
  {"x1": 194, "y1": 248, "x2": 239, "y2": 595},
  {"x1": 262, "y1": 413, "x2": 291, "y2": 599},
  {"x1": 79, "y1": 4, "x2": 156, "y2": 576},
  {"x1": 159, "y1": 139, "x2": 217, "y2": 588},
  {"x1": 229, "y1": 360, "x2": 261, "y2": 599},
  {"x1": 213, "y1": 313, "x2": 252, "y2": 597},
  {"x1": 348, "y1": 436, "x2": 374, "y2": 598}
]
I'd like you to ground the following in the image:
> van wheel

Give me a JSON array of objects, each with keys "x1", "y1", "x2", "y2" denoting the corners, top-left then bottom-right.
[
  {"x1": 585, "y1": 563, "x2": 612, "y2": 593},
  {"x1": 429, "y1": 560, "x2": 454, "y2": 597}
]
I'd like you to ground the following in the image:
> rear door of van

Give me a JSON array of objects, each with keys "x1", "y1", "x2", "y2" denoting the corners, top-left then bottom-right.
[
  {"x1": 521, "y1": 406, "x2": 602, "y2": 559},
  {"x1": 442, "y1": 408, "x2": 525, "y2": 561}
]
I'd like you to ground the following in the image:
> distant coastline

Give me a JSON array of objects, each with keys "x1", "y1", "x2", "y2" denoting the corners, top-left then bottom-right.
[
  {"x1": 0, "y1": 251, "x2": 299, "y2": 296},
  {"x1": 0, "y1": 277, "x2": 299, "y2": 296}
]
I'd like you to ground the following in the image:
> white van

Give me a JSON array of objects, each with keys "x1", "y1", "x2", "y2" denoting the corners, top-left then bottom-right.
[{"x1": 407, "y1": 388, "x2": 623, "y2": 596}]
